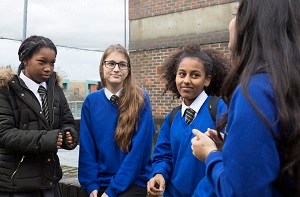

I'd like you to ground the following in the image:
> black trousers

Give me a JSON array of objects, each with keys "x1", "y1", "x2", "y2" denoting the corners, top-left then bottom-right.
[
  {"x1": 0, "y1": 184, "x2": 61, "y2": 197},
  {"x1": 98, "y1": 184, "x2": 147, "y2": 197}
]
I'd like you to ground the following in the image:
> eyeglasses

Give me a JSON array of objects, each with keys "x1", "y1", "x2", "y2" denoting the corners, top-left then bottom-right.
[{"x1": 103, "y1": 61, "x2": 129, "y2": 70}]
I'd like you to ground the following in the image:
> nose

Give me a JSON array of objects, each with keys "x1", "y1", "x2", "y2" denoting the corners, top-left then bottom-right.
[
  {"x1": 44, "y1": 64, "x2": 53, "y2": 72},
  {"x1": 113, "y1": 64, "x2": 121, "y2": 71},
  {"x1": 183, "y1": 76, "x2": 191, "y2": 84}
]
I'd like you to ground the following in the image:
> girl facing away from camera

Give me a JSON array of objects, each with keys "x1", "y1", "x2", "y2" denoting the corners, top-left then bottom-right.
[
  {"x1": 0, "y1": 35, "x2": 78, "y2": 196},
  {"x1": 147, "y1": 43, "x2": 230, "y2": 197},
  {"x1": 78, "y1": 44, "x2": 156, "y2": 197},
  {"x1": 191, "y1": 0, "x2": 300, "y2": 196}
]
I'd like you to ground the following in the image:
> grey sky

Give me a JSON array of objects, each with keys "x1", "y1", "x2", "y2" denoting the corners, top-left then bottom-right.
[{"x1": 0, "y1": 0, "x2": 128, "y2": 80}]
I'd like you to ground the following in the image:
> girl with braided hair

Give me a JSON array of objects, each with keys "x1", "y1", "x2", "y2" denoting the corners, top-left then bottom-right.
[{"x1": 0, "y1": 35, "x2": 78, "y2": 196}]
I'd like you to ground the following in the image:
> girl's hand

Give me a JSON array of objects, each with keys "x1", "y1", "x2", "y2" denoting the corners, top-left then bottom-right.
[
  {"x1": 56, "y1": 132, "x2": 63, "y2": 149},
  {"x1": 191, "y1": 129, "x2": 218, "y2": 162},
  {"x1": 65, "y1": 131, "x2": 74, "y2": 146},
  {"x1": 206, "y1": 128, "x2": 224, "y2": 150},
  {"x1": 101, "y1": 192, "x2": 109, "y2": 197},
  {"x1": 147, "y1": 174, "x2": 165, "y2": 196},
  {"x1": 89, "y1": 190, "x2": 98, "y2": 197}
]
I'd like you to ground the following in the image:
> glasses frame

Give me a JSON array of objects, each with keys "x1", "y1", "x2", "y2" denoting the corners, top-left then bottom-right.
[{"x1": 103, "y1": 61, "x2": 129, "y2": 70}]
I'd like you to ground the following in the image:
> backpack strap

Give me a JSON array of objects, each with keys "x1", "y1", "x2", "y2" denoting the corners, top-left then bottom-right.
[
  {"x1": 168, "y1": 105, "x2": 181, "y2": 125},
  {"x1": 208, "y1": 96, "x2": 220, "y2": 125}
]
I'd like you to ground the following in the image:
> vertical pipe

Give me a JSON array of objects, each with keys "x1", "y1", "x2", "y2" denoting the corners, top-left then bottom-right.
[
  {"x1": 23, "y1": 0, "x2": 28, "y2": 41},
  {"x1": 124, "y1": 0, "x2": 127, "y2": 49}
]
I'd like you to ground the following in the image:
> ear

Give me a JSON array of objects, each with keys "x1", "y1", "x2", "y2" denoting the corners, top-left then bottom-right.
[
  {"x1": 204, "y1": 75, "x2": 212, "y2": 87},
  {"x1": 23, "y1": 61, "x2": 28, "y2": 66}
]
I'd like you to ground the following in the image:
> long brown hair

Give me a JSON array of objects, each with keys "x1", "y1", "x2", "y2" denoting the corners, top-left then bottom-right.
[
  {"x1": 220, "y1": 0, "x2": 300, "y2": 195},
  {"x1": 99, "y1": 44, "x2": 144, "y2": 152}
]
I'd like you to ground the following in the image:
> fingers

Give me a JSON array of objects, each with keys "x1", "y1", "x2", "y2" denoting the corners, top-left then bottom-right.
[
  {"x1": 192, "y1": 129, "x2": 206, "y2": 139},
  {"x1": 147, "y1": 175, "x2": 165, "y2": 196},
  {"x1": 65, "y1": 131, "x2": 74, "y2": 145},
  {"x1": 207, "y1": 129, "x2": 220, "y2": 142},
  {"x1": 89, "y1": 190, "x2": 98, "y2": 197},
  {"x1": 57, "y1": 133, "x2": 63, "y2": 149},
  {"x1": 147, "y1": 180, "x2": 162, "y2": 195},
  {"x1": 101, "y1": 193, "x2": 109, "y2": 197},
  {"x1": 206, "y1": 128, "x2": 224, "y2": 151},
  {"x1": 191, "y1": 129, "x2": 219, "y2": 161}
]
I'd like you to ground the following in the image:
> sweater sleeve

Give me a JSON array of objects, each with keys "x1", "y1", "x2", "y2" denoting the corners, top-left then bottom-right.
[
  {"x1": 105, "y1": 95, "x2": 155, "y2": 197},
  {"x1": 78, "y1": 97, "x2": 100, "y2": 194},
  {"x1": 204, "y1": 75, "x2": 280, "y2": 196},
  {"x1": 151, "y1": 112, "x2": 174, "y2": 182}
]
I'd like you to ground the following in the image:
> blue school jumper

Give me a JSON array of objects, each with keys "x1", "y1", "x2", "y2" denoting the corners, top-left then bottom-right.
[
  {"x1": 78, "y1": 89, "x2": 155, "y2": 197},
  {"x1": 198, "y1": 73, "x2": 282, "y2": 196},
  {"x1": 152, "y1": 96, "x2": 226, "y2": 197}
]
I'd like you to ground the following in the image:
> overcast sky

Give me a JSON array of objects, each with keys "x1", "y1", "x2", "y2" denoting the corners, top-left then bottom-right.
[{"x1": 0, "y1": 0, "x2": 128, "y2": 81}]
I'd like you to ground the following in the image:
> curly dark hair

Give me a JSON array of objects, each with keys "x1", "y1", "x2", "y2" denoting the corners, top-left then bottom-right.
[{"x1": 161, "y1": 43, "x2": 230, "y2": 99}]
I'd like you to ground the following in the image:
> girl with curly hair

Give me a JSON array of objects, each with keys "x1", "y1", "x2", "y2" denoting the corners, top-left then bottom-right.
[{"x1": 147, "y1": 43, "x2": 229, "y2": 196}]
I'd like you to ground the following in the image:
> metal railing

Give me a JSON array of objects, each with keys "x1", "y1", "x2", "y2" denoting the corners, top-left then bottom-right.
[{"x1": 68, "y1": 101, "x2": 83, "y2": 119}]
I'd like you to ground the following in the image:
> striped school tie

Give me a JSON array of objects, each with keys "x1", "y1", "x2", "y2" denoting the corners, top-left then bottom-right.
[
  {"x1": 185, "y1": 108, "x2": 195, "y2": 125},
  {"x1": 38, "y1": 85, "x2": 49, "y2": 123},
  {"x1": 110, "y1": 95, "x2": 119, "y2": 105}
]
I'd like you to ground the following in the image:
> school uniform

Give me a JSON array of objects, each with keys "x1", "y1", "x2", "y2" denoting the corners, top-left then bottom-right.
[
  {"x1": 199, "y1": 73, "x2": 282, "y2": 196},
  {"x1": 152, "y1": 91, "x2": 227, "y2": 197},
  {"x1": 0, "y1": 69, "x2": 78, "y2": 196},
  {"x1": 78, "y1": 88, "x2": 155, "y2": 197}
]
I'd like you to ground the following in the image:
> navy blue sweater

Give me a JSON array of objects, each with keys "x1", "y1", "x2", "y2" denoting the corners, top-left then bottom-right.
[{"x1": 78, "y1": 89, "x2": 155, "y2": 197}]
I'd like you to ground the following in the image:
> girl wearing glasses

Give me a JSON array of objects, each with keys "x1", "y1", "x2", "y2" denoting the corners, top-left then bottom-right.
[{"x1": 79, "y1": 44, "x2": 155, "y2": 197}]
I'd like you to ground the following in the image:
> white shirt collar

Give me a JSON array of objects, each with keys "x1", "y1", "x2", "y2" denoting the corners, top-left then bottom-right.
[
  {"x1": 181, "y1": 91, "x2": 208, "y2": 117},
  {"x1": 19, "y1": 70, "x2": 47, "y2": 92},
  {"x1": 104, "y1": 87, "x2": 122, "y2": 100}
]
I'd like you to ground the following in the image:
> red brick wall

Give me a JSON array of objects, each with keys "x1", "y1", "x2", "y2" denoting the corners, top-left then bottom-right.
[
  {"x1": 130, "y1": 42, "x2": 230, "y2": 118},
  {"x1": 129, "y1": 0, "x2": 237, "y2": 20}
]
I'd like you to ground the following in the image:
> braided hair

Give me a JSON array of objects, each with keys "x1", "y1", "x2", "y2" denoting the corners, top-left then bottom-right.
[{"x1": 17, "y1": 35, "x2": 57, "y2": 74}]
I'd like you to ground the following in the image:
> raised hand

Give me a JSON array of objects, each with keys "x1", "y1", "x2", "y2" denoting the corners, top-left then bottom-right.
[
  {"x1": 191, "y1": 129, "x2": 218, "y2": 162},
  {"x1": 205, "y1": 128, "x2": 224, "y2": 151}
]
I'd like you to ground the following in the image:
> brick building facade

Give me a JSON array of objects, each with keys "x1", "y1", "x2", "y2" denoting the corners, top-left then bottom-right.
[{"x1": 128, "y1": 0, "x2": 237, "y2": 118}]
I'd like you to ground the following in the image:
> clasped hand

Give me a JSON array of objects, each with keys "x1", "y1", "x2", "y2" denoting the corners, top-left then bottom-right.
[
  {"x1": 147, "y1": 173, "x2": 165, "y2": 196},
  {"x1": 56, "y1": 131, "x2": 74, "y2": 149},
  {"x1": 191, "y1": 128, "x2": 223, "y2": 162}
]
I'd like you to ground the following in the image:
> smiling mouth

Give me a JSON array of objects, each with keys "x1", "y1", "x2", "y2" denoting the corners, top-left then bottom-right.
[{"x1": 181, "y1": 86, "x2": 193, "y2": 90}]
